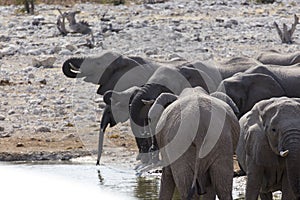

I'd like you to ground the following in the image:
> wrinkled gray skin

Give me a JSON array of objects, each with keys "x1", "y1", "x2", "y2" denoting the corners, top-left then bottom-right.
[
  {"x1": 96, "y1": 86, "x2": 140, "y2": 165},
  {"x1": 62, "y1": 51, "x2": 187, "y2": 165},
  {"x1": 62, "y1": 51, "x2": 187, "y2": 95},
  {"x1": 236, "y1": 97, "x2": 300, "y2": 200},
  {"x1": 130, "y1": 56, "x2": 260, "y2": 127},
  {"x1": 129, "y1": 57, "x2": 260, "y2": 163},
  {"x1": 217, "y1": 64, "x2": 300, "y2": 118},
  {"x1": 257, "y1": 50, "x2": 300, "y2": 66},
  {"x1": 148, "y1": 87, "x2": 240, "y2": 200}
]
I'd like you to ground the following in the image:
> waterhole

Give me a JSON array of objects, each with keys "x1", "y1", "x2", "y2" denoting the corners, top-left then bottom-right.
[{"x1": 0, "y1": 161, "x2": 282, "y2": 199}]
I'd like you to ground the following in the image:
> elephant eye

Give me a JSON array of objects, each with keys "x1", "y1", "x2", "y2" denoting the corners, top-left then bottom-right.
[{"x1": 271, "y1": 128, "x2": 276, "y2": 132}]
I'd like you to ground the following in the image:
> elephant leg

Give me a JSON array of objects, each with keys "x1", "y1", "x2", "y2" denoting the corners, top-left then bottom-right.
[
  {"x1": 209, "y1": 157, "x2": 233, "y2": 200},
  {"x1": 281, "y1": 172, "x2": 296, "y2": 200},
  {"x1": 259, "y1": 192, "x2": 272, "y2": 200},
  {"x1": 159, "y1": 166, "x2": 175, "y2": 200},
  {"x1": 245, "y1": 161, "x2": 264, "y2": 200},
  {"x1": 202, "y1": 185, "x2": 216, "y2": 200},
  {"x1": 171, "y1": 161, "x2": 199, "y2": 200}
]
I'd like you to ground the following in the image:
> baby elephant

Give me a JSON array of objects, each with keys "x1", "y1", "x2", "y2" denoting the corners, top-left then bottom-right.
[
  {"x1": 237, "y1": 97, "x2": 300, "y2": 200},
  {"x1": 148, "y1": 87, "x2": 240, "y2": 200}
]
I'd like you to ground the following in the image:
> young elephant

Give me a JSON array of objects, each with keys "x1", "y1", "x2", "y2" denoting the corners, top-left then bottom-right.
[
  {"x1": 148, "y1": 87, "x2": 240, "y2": 200},
  {"x1": 236, "y1": 97, "x2": 300, "y2": 200}
]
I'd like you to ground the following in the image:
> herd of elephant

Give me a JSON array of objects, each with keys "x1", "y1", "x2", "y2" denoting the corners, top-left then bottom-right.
[{"x1": 62, "y1": 50, "x2": 300, "y2": 200}]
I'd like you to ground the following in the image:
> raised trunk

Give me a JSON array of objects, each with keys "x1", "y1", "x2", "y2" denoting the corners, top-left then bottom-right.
[
  {"x1": 284, "y1": 135, "x2": 300, "y2": 198},
  {"x1": 129, "y1": 83, "x2": 172, "y2": 127},
  {"x1": 62, "y1": 57, "x2": 84, "y2": 78}
]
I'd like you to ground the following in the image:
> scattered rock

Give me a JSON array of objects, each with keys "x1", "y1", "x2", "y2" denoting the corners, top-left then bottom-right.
[
  {"x1": 36, "y1": 126, "x2": 51, "y2": 133},
  {"x1": 0, "y1": 132, "x2": 10, "y2": 138},
  {"x1": 62, "y1": 133, "x2": 76, "y2": 140},
  {"x1": 16, "y1": 143, "x2": 25, "y2": 147},
  {"x1": 32, "y1": 56, "x2": 57, "y2": 68},
  {"x1": 8, "y1": 110, "x2": 15, "y2": 115},
  {"x1": 0, "y1": 115, "x2": 5, "y2": 121}
]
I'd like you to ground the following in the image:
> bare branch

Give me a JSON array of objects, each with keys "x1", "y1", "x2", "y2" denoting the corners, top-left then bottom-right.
[
  {"x1": 274, "y1": 14, "x2": 298, "y2": 44},
  {"x1": 56, "y1": 9, "x2": 68, "y2": 36},
  {"x1": 289, "y1": 14, "x2": 299, "y2": 37}
]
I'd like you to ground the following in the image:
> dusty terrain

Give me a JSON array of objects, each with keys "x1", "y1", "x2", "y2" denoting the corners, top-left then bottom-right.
[{"x1": 0, "y1": 0, "x2": 299, "y2": 168}]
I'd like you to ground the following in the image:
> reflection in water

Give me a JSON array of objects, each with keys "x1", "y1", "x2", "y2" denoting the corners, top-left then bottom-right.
[
  {"x1": 97, "y1": 170, "x2": 104, "y2": 184},
  {"x1": 134, "y1": 177, "x2": 160, "y2": 200}
]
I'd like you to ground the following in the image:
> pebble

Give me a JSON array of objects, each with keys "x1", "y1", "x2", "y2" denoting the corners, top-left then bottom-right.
[
  {"x1": 0, "y1": 115, "x2": 5, "y2": 121},
  {"x1": 8, "y1": 110, "x2": 15, "y2": 115},
  {"x1": 36, "y1": 126, "x2": 51, "y2": 133},
  {"x1": 16, "y1": 143, "x2": 25, "y2": 147}
]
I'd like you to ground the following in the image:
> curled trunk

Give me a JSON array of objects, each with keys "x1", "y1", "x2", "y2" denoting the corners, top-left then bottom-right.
[{"x1": 62, "y1": 57, "x2": 84, "y2": 78}]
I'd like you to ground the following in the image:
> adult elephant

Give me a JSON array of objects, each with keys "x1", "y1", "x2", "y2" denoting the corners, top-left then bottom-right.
[
  {"x1": 217, "y1": 64, "x2": 300, "y2": 118},
  {"x1": 98, "y1": 66, "x2": 216, "y2": 165},
  {"x1": 62, "y1": 51, "x2": 187, "y2": 95},
  {"x1": 236, "y1": 97, "x2": 300, "y2": 200},
  {"x1": 129, "y1": 57, "x2": 260, "y2": 159},
  {"x1": 257, "y1": 50, "x2": 300, "y2": 66},
  {"x1": 147, "y1": 87, "x2": 240, "y2": 200}
]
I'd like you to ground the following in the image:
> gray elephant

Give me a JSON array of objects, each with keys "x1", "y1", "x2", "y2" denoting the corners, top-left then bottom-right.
[
  {"x1": 236, "y1": 97, "x2": 300, "y2": 200},
  {"x1": 147, "y1": 87, "x2": 240, "y2": 200},
  {"x1": 129, "y1": 57, "x2": 260, "y2": 163},
  {"x1": 98, "y1": 65, "x2": 216, "y2": 165},
  {"x1": 217, "y1": 64, "x2": 300, "y2": 118},
  {"x1": 257, "y1": 50, "x2": 300, "y2": 66},
  {"x1": 130, "y1": 56, "x2": 260, "y2": 128},
  {"x1": 96, "y1": 86, "x2": 141, "y2": 165},
  {"x1": 62, "y1": 51, "x2": 187, "y2": 95}
]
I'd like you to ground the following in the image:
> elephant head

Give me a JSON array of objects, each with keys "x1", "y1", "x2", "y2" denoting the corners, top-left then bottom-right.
[
  {"x1": 217, "y1": 72, "x2": 286, "y2": 118},
  {"x1": 241, "y1": 97, "x2": 300, "y2": 198},
  {"x1": 62, "y1": 51, "x2": 155, "y2": 95},
  {"x1": 96, "y1": 86, "x2": 140, "y2": 165}
]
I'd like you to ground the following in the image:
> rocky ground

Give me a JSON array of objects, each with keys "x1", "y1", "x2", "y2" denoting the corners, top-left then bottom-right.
[{"x1": 0, "y1": 0, "x2": 299, "y2": 166}]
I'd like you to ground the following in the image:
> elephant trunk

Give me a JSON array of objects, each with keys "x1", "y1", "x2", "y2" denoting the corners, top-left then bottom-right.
[
  {"x1": 101, "y1": 106, "x2": 117, "y2": 131},
  {"x1": 283, "y1": 134, "x2": 300, "y2": 198},
  {"x1": 62, "y1": 57, "x2": 84, "y2": 78},
  {"x1": 96, "y1": 106, "x2": 117, "y2": 165}
]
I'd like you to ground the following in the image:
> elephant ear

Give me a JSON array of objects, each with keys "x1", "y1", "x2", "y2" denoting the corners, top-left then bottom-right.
[
  {"x1": 245, "y1": 104, "x2": 279, "y2": 167},
  {"x1": 178, "y1": 66, "x2": 217, "y2": 92},
  {"x1": 211, "y1": 91, "x2": 239, "y2": 116},
  {"x1": 239, "y1": 73, "x2": 285, "y2": 115},
  {"x1": 103, "y1": 86, "x2": 141, "y2": 106}
]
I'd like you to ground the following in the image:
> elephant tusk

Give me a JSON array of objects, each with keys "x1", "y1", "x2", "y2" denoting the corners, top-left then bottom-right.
[
  {"x1": 280, "y1": 150, "x2": 289, "y2": 157},
  {"x1": 96, "y1": 129, "x2": 105, "y2": 165},
  {"x1": 69, "y1": 63, "x2": 80, "y2": 71}
]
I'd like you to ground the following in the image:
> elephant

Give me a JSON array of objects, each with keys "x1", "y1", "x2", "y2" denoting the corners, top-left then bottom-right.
[
  {"x1": 217, "y1": 64, "x2": 300, "y2": 118},
  {"x1": 96, "y1": 86, "x2": 140, "y2": 165},
  {"x1": 62, "y1": 51, "x2": 187, "y2": 95},
  {"x1": 128, "y1": 57, "x2": 260, "y2": 164},
  {"x1": 236, "y1": 97, "x2": 300, "y2": 200},
  {"x1": 98, "y1": 66, "x2": 217, "y2": 165},
  {"x1": 147, "y1": 87, "x2": 240, "y2": 200},
  {"x1": 257, "y1": 50, "x2": 300, "y2": 66}
]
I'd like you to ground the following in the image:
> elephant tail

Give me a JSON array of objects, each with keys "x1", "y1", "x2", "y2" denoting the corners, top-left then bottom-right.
[
  {"x1": 187, "y1": 179, "x2": 206, "y2": 200},
  {"x1": 188, "y1": 158, "x2": 206, "y2": 200}
]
